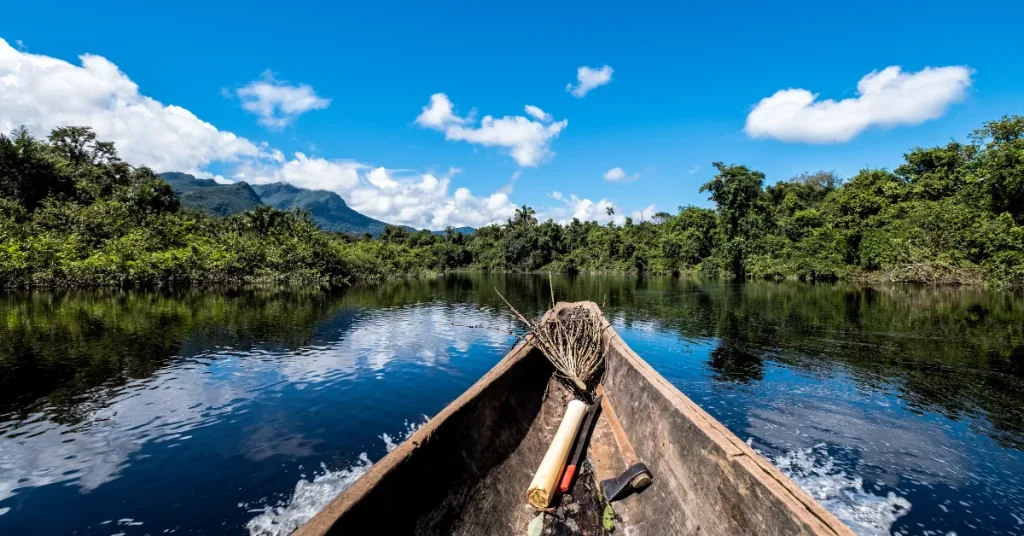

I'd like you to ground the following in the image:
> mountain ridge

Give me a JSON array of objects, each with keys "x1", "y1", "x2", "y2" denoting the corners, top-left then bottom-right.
[
  {"x1": 249, "y1": 182, "x2": 394, "y2": 235},
  {"x1": 158, "y1": 173, "x2": 473, "y2": 236}
]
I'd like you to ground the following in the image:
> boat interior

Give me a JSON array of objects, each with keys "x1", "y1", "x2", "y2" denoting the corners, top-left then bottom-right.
[{"x1": 294, "y1": 302, "x2": 852, "y2": 536}]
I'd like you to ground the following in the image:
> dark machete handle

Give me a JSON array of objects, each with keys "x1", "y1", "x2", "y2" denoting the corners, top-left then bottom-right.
[{"x1": 559, "y1": 395, "x2": 602, "y2": 494}]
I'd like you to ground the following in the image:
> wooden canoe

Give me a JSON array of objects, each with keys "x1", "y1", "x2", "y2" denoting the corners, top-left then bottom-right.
[{"x1": 295, "y1": 302, "x2": 854, "y2": 536}]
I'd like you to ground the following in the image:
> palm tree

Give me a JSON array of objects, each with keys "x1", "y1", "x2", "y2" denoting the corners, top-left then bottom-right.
[{"x1": 514, "y1": 205, "x2": 537, "y2": 226}]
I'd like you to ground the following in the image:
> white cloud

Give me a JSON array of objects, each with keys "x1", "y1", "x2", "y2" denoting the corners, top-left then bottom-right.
[
  {"x1": 603, "y1": 166, "x2": 639, "y2": 182},
  {"x1": 415, "y1": 93, "x2": 568, "y2": 167},
  {"x1": 524, "y1": 105, "x2": 551, "y2": 122},
  {"x1": 0, "y1": 40, "x2": 524, "y2": 230},
  {"x1": 561, "y1": 194, "x2": 619, "y2": 224},
  {"x1": 236, "y1": 157, "x2": 516, "y2": 229},
  {"x1": 745, "y1": 65, "x2": 973, "y2": 143},
  {"x1": 367, "y1": 167, "x2": 399, "y2": 189},
  {"x1": 497, "y1": 170, "x2": 521, "y2": 195},
  {"x1": 414, "y1": 93, "x2": 463, "y2": 129},
  {"x1": 566, "y1": 65, "x2": 614, "y2": 98},
  {"x1": 631, "y1": 204, "x2": 656, "y2": 222},
  {"x1": 237, "y1": 152, "x2": 363, "y2": 191},
  {"x1": 236, "y1": 70, "x2": 331, "y2": 130},
  {"x1": 0, "y1": 38, "x2": 261, "y2": 174},
  {"x1": 688, "y1": 165, "x2": 701, "y2": 175},
  {"x1": 542, "y1": 192, "x2": 656, "y2": 226},
  {"x1": 14, "y1": 39, "x2": 26, "y2": 51},
  {"x1": 542, "y1": 193, "x2": 618, "y2": 225},
  {"x1": 0, "y1": 305, "x2": 513, "y2": 505}
]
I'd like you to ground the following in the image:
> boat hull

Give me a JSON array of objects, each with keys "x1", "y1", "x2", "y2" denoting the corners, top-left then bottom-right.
[{"x1": 295, "y1": 302, "x2": 853, "y2": 536}]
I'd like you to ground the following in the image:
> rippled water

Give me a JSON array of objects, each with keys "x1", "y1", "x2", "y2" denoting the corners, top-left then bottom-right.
[{"x1": 1, "y1": 276, "x2": 1022, "y2": 535}]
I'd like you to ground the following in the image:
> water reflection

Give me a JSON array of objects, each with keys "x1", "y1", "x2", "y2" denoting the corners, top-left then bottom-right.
[
  {"x1": 0, "y1": 276, "x2": 1023, "y2": 535},
  {"x1": 0, "y1": 287, "x2": 516, "y2": 534}
]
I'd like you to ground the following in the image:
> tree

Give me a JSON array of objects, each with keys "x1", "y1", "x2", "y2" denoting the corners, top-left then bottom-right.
[
  {"x1": 700, "y1": 162, "x2": 767, "y2": 278},
  {"x1": 381, "y1": 225, "x2": 409, "y2": 243},
  {"x1": 971, "y1": 114, "x2": 1024, "y2": 222},
  {"x1": 766, "y1": 171, "x2": 840, "y2": 217},
  {"x1": 896, "y1": 143, "x2": 973, "y2": 202},
  {"x1": 514, "y1": 205, "x2": 537, "y2": 226},
  {"x1": 0, "y1": 127, "x2": 75, "y2": 211},
  {"x1": 652, "y1": 211, "x2": 672, "y2": 224},
  {"x1": 48, "y1": 126, "x2": 120, "y2": 167}
]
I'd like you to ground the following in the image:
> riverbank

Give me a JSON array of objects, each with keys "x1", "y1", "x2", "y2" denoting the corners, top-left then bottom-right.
[{"x1": 4, "y1": 115, "x2": 1024, "y2": 290}]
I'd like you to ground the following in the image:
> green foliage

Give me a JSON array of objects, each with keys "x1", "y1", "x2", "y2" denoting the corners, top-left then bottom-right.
[
  {"x1": 251, "y1": 182, "x2": 394, "y2": 235},
  {"x1": 700, "y1": 163, "x2": 770, "y2": 278},
  {"x1": 161, "y1": 172, "x2": 263, "y2": 217},
  {"x1": 0, "y1": 127, "x2": 424, "y2": 289},
  {"x1": 3, "y1": 114, "x2": 1024, "y2": 289},
  {"x1": 602, "y1": 505, "x2": 615, "y2": 531},
  {"x1": 971, "y1": 115, "x2": 1024, "y2": 221}
]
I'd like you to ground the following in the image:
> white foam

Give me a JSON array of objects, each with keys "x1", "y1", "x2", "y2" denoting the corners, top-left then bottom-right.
[
  {"x1": 246, "y1": 418, "x2": 426, "y2": 536},
  {"x1": 766, "y1": 443, "x2": 910, "y2": 536}
]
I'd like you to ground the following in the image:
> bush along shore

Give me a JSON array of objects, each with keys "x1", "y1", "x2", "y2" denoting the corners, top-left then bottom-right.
[{"x1": 2, "y1": 115, "x2": 1023, "y2": 290}]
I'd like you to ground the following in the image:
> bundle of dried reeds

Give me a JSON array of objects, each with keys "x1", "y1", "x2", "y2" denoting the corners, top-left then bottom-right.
[{"x1": 496, "y1": 277, "x2": 605, "y2": 393}]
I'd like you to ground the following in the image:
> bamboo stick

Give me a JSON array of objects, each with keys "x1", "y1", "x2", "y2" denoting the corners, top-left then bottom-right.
[{"x1": 527, "y1": 399, "x2": 588, "y2": 509}]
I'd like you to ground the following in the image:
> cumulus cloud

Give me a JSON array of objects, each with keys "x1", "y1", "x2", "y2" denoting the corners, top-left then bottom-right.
[
  {"x1": 631, "y1": 204, "x2": 656, "y2": 222},
  {"x1": 524, "y1": 105, "x2": 551, "y2": 122},
  {"x1": 236, "y1": 70, "x2": 331, "y2": 130},
  {"x1": 745, "y1": 65, "x2": 973, "y2": 143},
  {"x1": 415, "y1": 93, "x2": 568, "y2": 167},
  {"x1": 543, "y1": 192, "x2": 653, "y2": 226},
  {"x1": 557, "y1": 194, "x2": 619, "y2": 224},
  {"x1": 566, "y1": 65, "x2": 614, "y2": 98},
  {"x1": 0, "y1": 38, "x2": 260, "y2": 174},
  {"x1": 0, "y1": 39, "x2": 521, "y2": 230},
  {"x1": 603, "y1": 166, "x2": 640, "y2": 182},
  {"x1": 414, "y1": 93, "x2": 463, "y2": 129},
  {"x1": 235, "y1": 157, "x2": 516, "y2": 229}
]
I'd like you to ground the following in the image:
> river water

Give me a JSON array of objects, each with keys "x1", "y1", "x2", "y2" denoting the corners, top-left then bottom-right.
[{"x1": 0, "y1": 275, "x2": 1022, "y2": 535}]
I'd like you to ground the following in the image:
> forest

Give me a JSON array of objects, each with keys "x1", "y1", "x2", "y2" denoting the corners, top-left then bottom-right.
[{"x1": 1, "y1": 114, "x2": 1022, "y2": 289}]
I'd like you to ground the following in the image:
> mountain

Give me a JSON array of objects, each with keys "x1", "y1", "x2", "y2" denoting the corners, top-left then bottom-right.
[
  {"x1": 431, "y1": 226, "x2": 476, "y2": 236},
  {"x1": 160, "y1": 172, "x2": 263, "y2": 217},
  {"x1": 158, "y1": 173, "x2": 451, "y2": 236},
  {"x1": 250, "y1": 182, "x2": 393, "y2": 235}
]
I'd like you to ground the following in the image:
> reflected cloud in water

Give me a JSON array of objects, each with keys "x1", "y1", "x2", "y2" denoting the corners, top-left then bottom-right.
[{"x1": 0, "y1": 302, "x2": 512, "y2": 510}]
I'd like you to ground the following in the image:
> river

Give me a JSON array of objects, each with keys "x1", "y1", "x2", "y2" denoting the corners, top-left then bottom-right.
[{"x1": 1, "y1": 275, "x2": 1022, "y2": 535}]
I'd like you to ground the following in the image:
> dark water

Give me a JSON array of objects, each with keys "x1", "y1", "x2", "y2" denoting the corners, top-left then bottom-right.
[{"x1": 1, "y1": 276, "x2": 1022, "y2": 535}]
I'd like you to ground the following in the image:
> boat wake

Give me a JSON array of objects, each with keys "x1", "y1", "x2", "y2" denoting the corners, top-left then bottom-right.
[
  {"x1": 765, "y1": 443, "x2": 911, "y2": 536},
  {"x1": 246, "y1": 418, "x2": 427, "y2": 536}
]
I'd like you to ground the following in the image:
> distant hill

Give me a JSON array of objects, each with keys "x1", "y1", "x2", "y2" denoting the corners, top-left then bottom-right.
[
  {"x1": 250, "y1": 182, "x2": 393, "y2": 235},
  {"x1": 431, "y1": 226, "x2": 476, "y2": 236},
  {"x1": 159, "y1": 173, "x2": 459, "y2": 236},
  {"x1": 161, "y1": 172, "x2": 263, "y2": 217}
]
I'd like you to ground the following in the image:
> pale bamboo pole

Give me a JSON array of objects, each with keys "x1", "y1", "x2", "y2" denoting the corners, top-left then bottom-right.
[{"x1": 526, "y1": 399, "x2": 588, "y2": 509}]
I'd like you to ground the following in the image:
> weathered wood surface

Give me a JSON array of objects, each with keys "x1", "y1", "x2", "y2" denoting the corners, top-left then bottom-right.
[
  {"x1": 295, "y1": 301, "x2": 854, "y2": 536},
  {"x1": 583, "y1": 300, "x2": 853, "y2": 536}
]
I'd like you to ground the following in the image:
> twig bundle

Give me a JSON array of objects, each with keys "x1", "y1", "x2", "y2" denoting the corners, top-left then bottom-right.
[{"x1": 496, "y1": 277, "x2": 604, "y2": 393}]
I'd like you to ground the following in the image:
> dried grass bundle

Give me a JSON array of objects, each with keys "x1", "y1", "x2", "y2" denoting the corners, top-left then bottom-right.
[{"x1": 496, "y1": 277, "x2": 605, "y2": 394}]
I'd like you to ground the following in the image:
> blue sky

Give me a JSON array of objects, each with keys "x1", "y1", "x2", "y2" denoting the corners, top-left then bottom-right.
[{"x1": 2, "y1": 0, "x2": 1022, "y2": 228}]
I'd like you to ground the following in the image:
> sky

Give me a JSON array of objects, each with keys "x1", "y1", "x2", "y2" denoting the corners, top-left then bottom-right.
[{"x1": 1, "y1": 0, "x2": 1022, "y2": 230}]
